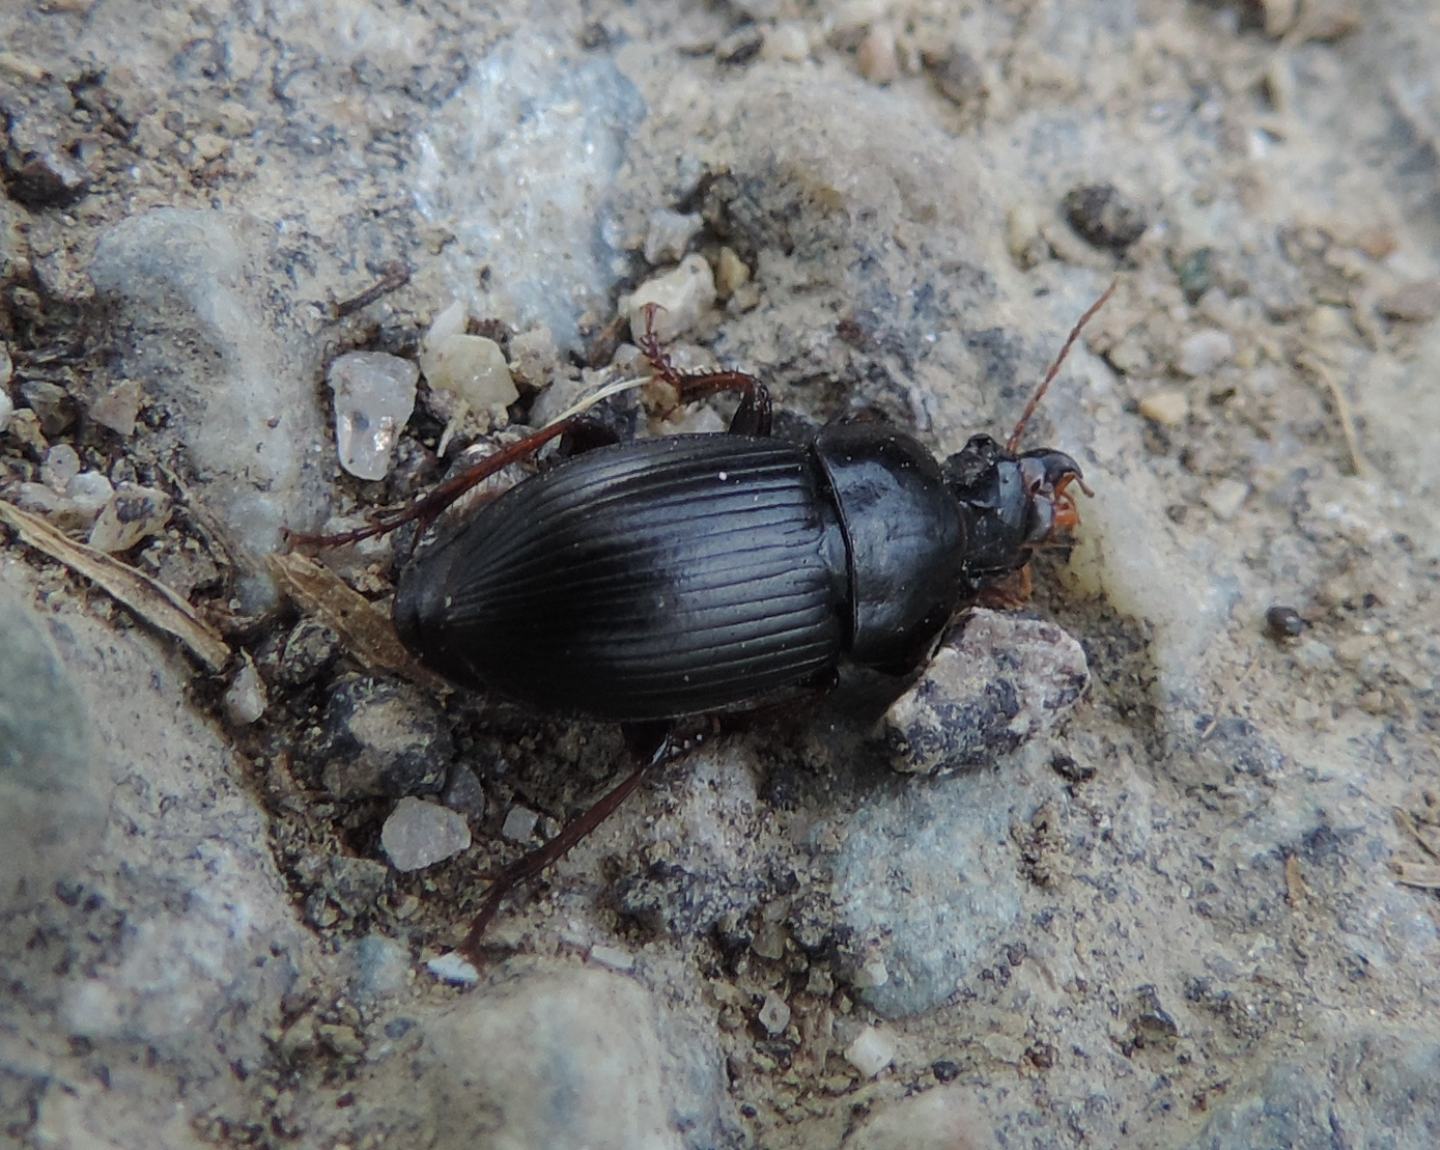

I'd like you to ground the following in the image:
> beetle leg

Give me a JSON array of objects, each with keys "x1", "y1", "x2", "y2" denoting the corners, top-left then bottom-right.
[
  {"x1": 289, "y1": 417, "x2": 582, "y2": 549},
  {"x1": 552, "y1": 416, "x2": 622, "y2": 460},
  {"x1": 974, "y1": 565, "x2": 1033, "y2": 609},
  {"x1": 639, "y1": 302, "x2": 773, "y2": 437},
  {"x1": 458, "y1": 759, "x2": 652, "y2": 958},
  {"x1": 458, "y1": 720, "x2": 712, "y2": 959}
]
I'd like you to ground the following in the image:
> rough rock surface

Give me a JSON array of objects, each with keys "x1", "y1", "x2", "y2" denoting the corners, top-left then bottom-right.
[{"x1": 2, "y1": 2, "x2": 1438, "y2": 1148}]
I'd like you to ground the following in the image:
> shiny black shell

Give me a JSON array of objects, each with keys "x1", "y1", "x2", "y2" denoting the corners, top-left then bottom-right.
[{"x1": 394, "y1": 435, "x2": 850, "y2": 721}]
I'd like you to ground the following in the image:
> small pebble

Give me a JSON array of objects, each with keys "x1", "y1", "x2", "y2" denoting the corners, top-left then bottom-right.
[
  {"x1": 856, "y1": 24, "x2": 899, "y2": 85},
  {"x1": 441, "y1": 764, "x2": 488, "y2": 821},
  {"x1": 751, "y1": 921, "x2": 786, "y2": 961},
  {"x1": 87, "y1": 484, "x2": 171, "y2": 552},
  {"x1": 507, "y1": 326, "x2": 560, "y2": 389},
  {"x1": 425, "y1": 299, "x2": 467, "y2": 346},
  {"x1": 762, "y1": 23, "x2": 810, "y2": 62},
  {"x1": 349, "y1": 934, "x2": 411, "y2": 1002},
  {"x1": 929, "y1": 43, "x2": 987, "y2": 112},
  {"x1": 1138, "y1": 389, "x2": 1189, "y2": 427},
  {"x1": 64, "y1": 472, "x2": 114, "y2": 520},
  {"x1": 1257, "y1": 0, "x2": 1300, "y2": 36},
  {"x1": 625, "y1": 254, "x2": 716, "y2": 344},
  {"x1": 1175, "y1": 328, "x2": 1235, "y2": 377},
  {"x1": 223, "y1": 655, "x2": 268, "y2": 726},
  {"x1": 502, "y1": 804, "x2": 541, "y2": 843},
  {"x1": 8, "y1": 482, "x2": 72, "y2": 520},
  {"x1": 588, "y1": 944, "x2": 636, "y2": 972},
  {"x1": 715, "y1": 247, "x2": 752, "y2": 299},
  {"x1": 1265, "y1": 605, "x2": 1306, "y2": 639},
  {"x1": 422, "y1": 334, "x2": 517, "y2": 415},
  {"x1": 41, "y1": 444, "x2": 82, "y2": 491},
  {"x1": 1202, "y1": 477, "x2": 1249, "y2": 520},
  {"x1": 319, "y1": 675, "x2": 453, "y2": 798},
  {"x1": 19, "y1": 379, "x2": 76, "y2": 437},
  {"x1": 1376, "y1": 279, "x2": 1440, "y2": 323},
  {"x1": 1006, "y1": 205, "x2": 1046, "y2": 270},
  {"x1": 1062, "y1": 183, "x2": 1148, "y2": 253},
  {"x1": 844, "y1": 1026, "x2": 896, "y2": 1078},
  {"x1": 6, "y1": 148, "x2": 90, "y2": 207},
  {"x1": 1175, "y1": 248, "x2": 1214, "y2": 303},
  {"x1": 853, "y1": 954, "x2": 890, "y2": 989},
  {"x1": 89, "y1": 379, "x2": 144, "y2": 436},
  {"x1": 758, "y1": 993, "x2": 791, "y2": 1036},
  {"x1": 419, "y1": 302, "x2": 518, "y2": 424},
  {"x1": 1105, "y1": 335, "x2": 1152, "y2": 375},
  {"x1": 6, "y1": 408, "x2": 47, "y2": 453},
  {"x1": 426, "y1": 952, "x2": 480, "y2": 986},
  {"x1": 328, "y1": 351, "x2": 418, "y2": 481},
  {"x1": 0, "y1": 389, "x2": 12, "y2": 435},
  {"x1": 715, "y1": 25, "x2": 764, "y2": 66},
  {"x1": 277, "y1": 619, "x2": 340, "y2": 687},
  {"x1": 643, "y1": 209, "x2": 702, "y2": 266},
  {"x1": 0, "y1": 340, "x2": 12, "y2": 386},
  {"x1": 381, "y1": 797, "x2": 472, "y2": 872}
]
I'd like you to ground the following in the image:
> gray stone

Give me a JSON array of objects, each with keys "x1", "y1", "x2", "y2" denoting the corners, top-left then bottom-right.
[
  {"x1": 222, "y1": 655, "x2": 268, "y2": 726},
  {"x1": 1175, "y1": 328, "x2": 1236, "y2": 378},
  {"x1": 839, "y1": 1085, "x2": 995, "y2": 1149},
  {"x1": 881, "y1": 610, "x2": 1089, "y2": 776},
  {"x1": 0, "y1": 567, "x2": 314, "y2": 1147},
  {"x1": 1185, "y1": 1032, "x2": 1440, "y2": 1150},
  {"x1": 317, "y1": 675, "x2": 453, "y2": 798},
  {"x1": 0, "y1": 585, "x2": 106, "y2": 907},
  {"x1": 1062, "y1": 182, "x2": 1148, "y2": 253},
  {"x1": 643, "y1": 209, "x2": 703, "y2": 265},
  {"x1": 757, "y1": 992, "x2": 791, "y2": 1036},
  {"x1": 18, "y1": 379, "x2": 76, "y2": 436},
  {"x1": 440, "y1": 763, "x2": 487, "y2": 821},
  {"x1": 276, "y1": 618, "x2": 340, "y2": 687},
  {"x1": 824, "y1": 767, "x2": 1028, "y2": 1018},
  {"x1": 381, "y1": 797, "x2": 472, "y2": 872},
  {"x1": 89, "y1": 379, "x2": 144, "y2": 436},
  {"x1": 347, "y1": 933, "x2": 412, "y2": 1003},
  {"x1": 501, "y1": 803, "x2": 540, "y2": 843},
  {"x1": 354, "y1": 971, "x2": 685, "y2": 1149},
  {"x1": 40, "y1": 443, "x2": 81, "y2": 489},
  {"x1": 89, "y1": 208, "x2": 330, "y2": 605},
  {"x1": 411, "y1": 39, "x2": 642, "y2": 352}
]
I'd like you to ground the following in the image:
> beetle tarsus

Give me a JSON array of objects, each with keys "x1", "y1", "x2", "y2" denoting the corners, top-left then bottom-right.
[{"x1": 640, "y1": 301, "x2": 773, "y2": 436}]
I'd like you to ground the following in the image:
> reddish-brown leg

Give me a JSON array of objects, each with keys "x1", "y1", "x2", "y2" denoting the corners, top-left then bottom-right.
[
  {"x1": 458, "y1": 720, "x2": 713, "y2": 959},
  {"x1": 975, "y1": 565, "x2": 1033, "y2": 610},
  {"x1": 288, "y1": 416, "x2": 584, "y2": 549},
  {"x1": 639, "y1": 302, "x2": 772, "y2": 436}
]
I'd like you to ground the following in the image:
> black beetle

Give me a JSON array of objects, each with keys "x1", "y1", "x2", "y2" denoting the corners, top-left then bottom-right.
[{"x1": 301, "y1": 284, "x2": 1112, "y2": 954}]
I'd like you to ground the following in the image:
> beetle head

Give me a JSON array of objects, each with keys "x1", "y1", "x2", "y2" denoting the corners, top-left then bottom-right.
[{"x1": 942, "y1": 434, "x2": 1089, "y2": 590}]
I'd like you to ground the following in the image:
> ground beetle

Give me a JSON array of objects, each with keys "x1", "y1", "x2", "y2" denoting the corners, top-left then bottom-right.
[{"x1": 302, "y1": 283, "x2": 1114, "y2": 955}]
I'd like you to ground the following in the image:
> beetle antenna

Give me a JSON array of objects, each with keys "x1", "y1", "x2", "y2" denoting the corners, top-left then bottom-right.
[{"x1": 1005, "y1": 279, "x2": 1117, "y2": 454}]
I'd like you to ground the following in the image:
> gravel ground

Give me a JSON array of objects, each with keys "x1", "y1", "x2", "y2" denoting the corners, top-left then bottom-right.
[{"x1": 3, "y1": 2, "x2": 1439, "y2": 1148}]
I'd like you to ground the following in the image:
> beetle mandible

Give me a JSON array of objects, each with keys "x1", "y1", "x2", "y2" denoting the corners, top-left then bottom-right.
[{"x1": 302, "y1": 281, "x2": 1114, "y2": 956}]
